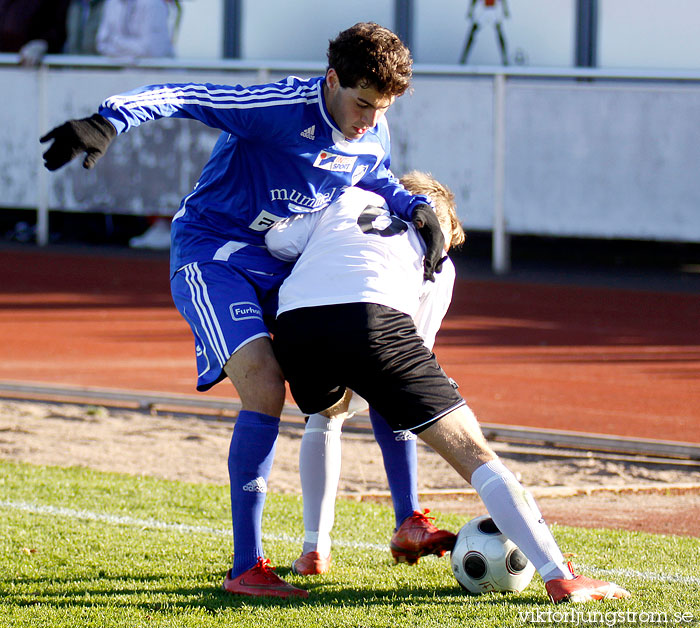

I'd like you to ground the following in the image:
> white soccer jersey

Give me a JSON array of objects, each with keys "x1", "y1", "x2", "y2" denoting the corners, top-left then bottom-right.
[
  {"x1": 413, "y1": 261, "x2": 456, "y2": 350},
  {"x1": 266, "y1": 187, "x2": 455, "y2": 350}
]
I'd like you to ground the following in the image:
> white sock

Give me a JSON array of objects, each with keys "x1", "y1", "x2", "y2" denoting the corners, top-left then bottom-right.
[
  {"x1": 299, "y1": 413, "x2": 343, "y2": 557},
  {"x1": 470, "y1": 459, "x2": 572, "y2": 582}
]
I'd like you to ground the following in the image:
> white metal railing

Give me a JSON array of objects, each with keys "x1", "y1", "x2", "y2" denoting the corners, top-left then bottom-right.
[{"x1": 5, "y1": 52, "x2": 700, "y2": 79}]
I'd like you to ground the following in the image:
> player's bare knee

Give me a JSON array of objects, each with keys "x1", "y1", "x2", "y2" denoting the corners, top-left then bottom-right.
[
  {"x1": 236, "y1": 376, "x2": 285, "y2": 416},
  {"x1": 224, "y1": 342, "x2": 286, "y2": 415}
]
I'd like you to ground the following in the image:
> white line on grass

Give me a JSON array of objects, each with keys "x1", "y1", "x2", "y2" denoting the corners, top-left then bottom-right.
[
  {"x1": 0, "y1": 499, "x2": 387, "y2": 551},
  {"x1": 3, "y1": 499, "x2": 699, "y2": 586},
  {"x1": 581, "y1": 565, "x2": 700, "y2": 587}
]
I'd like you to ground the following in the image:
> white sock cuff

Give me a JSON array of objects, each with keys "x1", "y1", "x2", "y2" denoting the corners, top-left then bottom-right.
[
  {"x1": 539, "y1": 560, "x2": 573, "y2": 582},
  {"x1": 303, "y1": 530, "x2": 332, "y2": 556},
  {"x1": 304, "y1": 530, "x2": 320, "y2": 544},
  {"x1": 305, "y1": 413, "x2": 343, "y2": 434},
  {"x1": 471, "y1": 458, "x2": 518, "y2": 497}
]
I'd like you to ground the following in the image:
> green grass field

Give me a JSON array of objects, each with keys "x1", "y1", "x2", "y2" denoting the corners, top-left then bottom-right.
[{"x1": 1, "y1": 459, "x2": 698, "y2": 628}]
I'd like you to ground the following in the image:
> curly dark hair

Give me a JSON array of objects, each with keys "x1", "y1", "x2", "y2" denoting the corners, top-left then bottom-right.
[{"x1": 327, "y1": 22, "x2": 413, "y2": 96}]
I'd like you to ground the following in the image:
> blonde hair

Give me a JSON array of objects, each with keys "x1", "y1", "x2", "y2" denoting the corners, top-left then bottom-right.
[{"x1": 400, "y1": 171, "x2": 465, "y2": 248}]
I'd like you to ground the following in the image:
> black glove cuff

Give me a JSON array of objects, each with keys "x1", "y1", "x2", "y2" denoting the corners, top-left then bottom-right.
[
  {"x1": 411, "y1": 203, "x2": 435, "y2": 226},
  {"x1": 87, "y1": 114, "x2": 117, "y2": 141}
]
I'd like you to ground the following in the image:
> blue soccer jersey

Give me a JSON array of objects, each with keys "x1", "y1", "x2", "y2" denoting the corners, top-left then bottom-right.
[{"x1": 98, "y1": 75, "x2": 429, "y2": 277}]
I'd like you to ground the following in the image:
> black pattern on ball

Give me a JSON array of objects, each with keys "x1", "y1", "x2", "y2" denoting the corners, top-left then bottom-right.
[
  {"x1": 477, "y1": 517, "x2": 501, "y2": 535},
  {"x1": 506, "y1": 548, "x2": 529, "y2": 574},
  {"x1": 463, "y1": 552, "x2": 488, "y2": 580}
]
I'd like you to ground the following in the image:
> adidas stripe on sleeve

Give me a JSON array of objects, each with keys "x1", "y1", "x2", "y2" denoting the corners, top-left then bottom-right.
[{"x1": 98, "y1": 78, "x2": 320, "y2": 139}]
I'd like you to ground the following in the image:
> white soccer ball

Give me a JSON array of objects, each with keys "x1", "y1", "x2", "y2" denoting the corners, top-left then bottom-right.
[{"x1": 450, "y1": 515, "x2": 536, "y2": 594}]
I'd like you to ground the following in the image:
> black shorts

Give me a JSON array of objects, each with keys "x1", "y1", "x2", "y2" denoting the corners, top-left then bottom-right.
[{"x1": 273, "y1": 303, "x2": 465, "y2": 434}]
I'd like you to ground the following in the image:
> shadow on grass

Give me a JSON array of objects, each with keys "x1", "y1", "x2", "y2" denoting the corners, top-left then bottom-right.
[{"x1": 3, "y1": 570, "x2": 545, "y2": 613}]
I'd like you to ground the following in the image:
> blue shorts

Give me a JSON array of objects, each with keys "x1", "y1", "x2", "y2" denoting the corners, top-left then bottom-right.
[{"x1": 171, "y1": 260, "x2": 288, "y2": 391}]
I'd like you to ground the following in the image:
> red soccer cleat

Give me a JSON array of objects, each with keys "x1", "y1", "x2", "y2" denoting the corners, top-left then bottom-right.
[
  {"x1": 222, "y1": 557, "x2": 309, "y2": 599},
  {"x1": 545, "y1": 563, "x2": 631, "y2": 604},
  {"x1": 291, "y1": 551, "x2": 332, "y2": 576},
  {"x1": 390, "y1": 509, "x2": 457, "y2": 565}
]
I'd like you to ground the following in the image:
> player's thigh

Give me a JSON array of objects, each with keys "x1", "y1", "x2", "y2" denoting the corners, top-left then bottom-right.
[
  {"x1": 273, "y1": 307, "x2": 347, "y2": 415},
  {"x1": 346, "y1": 304, "x2": 465, "y2": 433},
  {"x1": 171, "y1": 261, "x2": 281, "y2": 396}
]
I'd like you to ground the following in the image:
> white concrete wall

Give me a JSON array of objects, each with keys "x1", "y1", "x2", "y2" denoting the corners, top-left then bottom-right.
[
  {"x1": 241, "y1": 0, "x2": 392, "y2": 61},
  {"x1": 599, "y1": 0, "x2": 700, "y2": 71},
  {"x1": 504, "y1": 80, "x2": 700, "y2": 239}
]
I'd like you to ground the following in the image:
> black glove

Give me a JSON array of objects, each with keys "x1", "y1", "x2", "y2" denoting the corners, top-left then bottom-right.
[
  {"x1": 412, "y1": 203, "x2": 446, "y2": 282},
  {"x1": 40, "y1": 114, "x2": 117, "y2": 171}
]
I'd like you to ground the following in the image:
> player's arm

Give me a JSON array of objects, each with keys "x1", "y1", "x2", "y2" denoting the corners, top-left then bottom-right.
[
  {"x1": 264, "y1": 211, "x2": 323, "y2": 262},
  {"x1": 358, "y1": 160, "x2": 445, "y2": 281},
  {"x1": 41, "y1": 80, "x2": 289, "y2": 171},
  {"x1": 356, "y1": 156, "x2": 426, "y2": 221},
  {"x1": 96, "y1": 81, "x2": 280, "y2": 136}
]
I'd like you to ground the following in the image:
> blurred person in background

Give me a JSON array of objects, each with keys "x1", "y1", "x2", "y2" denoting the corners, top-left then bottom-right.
[
  {"x1": 97, "y1": 0, "x2": 175, "y2": 59},
  {"x1": 0, "y1": 0, "x2": 71, "y2": 65},
  {"x1": 64, "y1": 0, "x2": 107, "y2": 55},
  {"x1": 460, "y1": 0, "x2": 510, "y2": 65}
]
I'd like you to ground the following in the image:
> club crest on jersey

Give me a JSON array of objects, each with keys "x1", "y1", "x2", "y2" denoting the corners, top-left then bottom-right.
[
  {"x1": 313, "y1": 150, "x2": 357, "y2": 173},
  {"x1": 351, "y1": 164, "x2": 369, "y2": 186},
  {"x1": 230, "y1": 302, "x2": 263, "y2": 321}
]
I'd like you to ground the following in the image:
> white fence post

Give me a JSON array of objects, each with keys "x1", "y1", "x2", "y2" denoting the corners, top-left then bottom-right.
[
  {"x1": 36, "y1": 64, "x2": 49, "y2": 246},
  {"x1": 492, "y1": 71, "x2": 509, "y2": 274}
]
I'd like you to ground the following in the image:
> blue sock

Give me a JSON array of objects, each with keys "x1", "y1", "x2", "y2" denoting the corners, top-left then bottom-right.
[
  {"x1": 228, "y1": 410, "x2": 279, "y2": 577},
  {"x1": 369, "y1": 408, "x2": 420, "y2": 528}
]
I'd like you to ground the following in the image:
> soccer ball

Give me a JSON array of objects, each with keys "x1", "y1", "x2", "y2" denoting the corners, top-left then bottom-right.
[{"x1": 450, "y1": 515, "x2": 535, "y2": 594}]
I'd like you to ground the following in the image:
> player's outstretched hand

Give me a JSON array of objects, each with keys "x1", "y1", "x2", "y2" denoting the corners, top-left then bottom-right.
[
  {"x1": 412, "y1": 203, "x2": 446, "y2": 282},
  {"x1": 40, "y1": 114, "x2": 117, "y2": 171}
]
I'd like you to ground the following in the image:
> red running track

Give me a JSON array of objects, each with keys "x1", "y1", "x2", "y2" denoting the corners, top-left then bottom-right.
[{"x1": 1, "y1": 247, "x2": 699, "y2": 443}]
